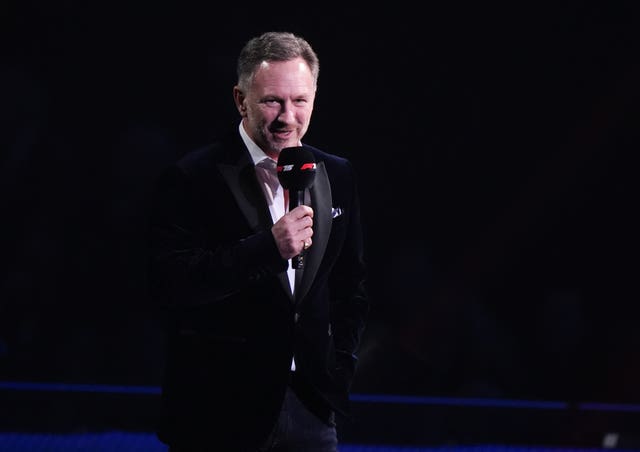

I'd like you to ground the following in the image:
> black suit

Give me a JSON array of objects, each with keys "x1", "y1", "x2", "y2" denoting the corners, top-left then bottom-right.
[{"x1": 148, "y1": 129, "x2": 369, "y2": 450}]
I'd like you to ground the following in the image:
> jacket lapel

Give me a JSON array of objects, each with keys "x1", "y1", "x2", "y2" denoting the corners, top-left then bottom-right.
[
  {"x1": 295, "y1": 161, "x2": 332, "y2": 303},
  {"x1": 218, "y1": 152, "x2": 293, "y2": 299}
]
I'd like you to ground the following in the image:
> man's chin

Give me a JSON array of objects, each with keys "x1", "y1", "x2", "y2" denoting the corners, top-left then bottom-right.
[{"x1": 272, "y1": 142, "x2": 299, "y2": 153}]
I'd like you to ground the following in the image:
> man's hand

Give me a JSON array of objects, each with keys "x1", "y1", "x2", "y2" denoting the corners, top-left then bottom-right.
[{"x1": 271, "y1": 205, "x2": 314, "y2": 260}]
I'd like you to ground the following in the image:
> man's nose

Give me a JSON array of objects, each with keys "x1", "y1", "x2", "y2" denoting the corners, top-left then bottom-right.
[{"x1": 278, "y1": 102, "x2": 296, "y2": 123}]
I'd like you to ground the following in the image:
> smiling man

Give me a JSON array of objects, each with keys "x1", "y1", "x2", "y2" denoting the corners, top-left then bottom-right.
[{"x1": 148, "y1": 31, "x2": 369, "y2": 452}]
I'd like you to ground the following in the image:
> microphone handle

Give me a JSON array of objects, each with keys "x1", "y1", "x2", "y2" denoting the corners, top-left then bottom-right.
[
  {"x1": 290, "y1": 190, "x2": 306, "y2": 270},
  {"x1": 293, "y1": 249, "x2": 306, "y2": 270}
]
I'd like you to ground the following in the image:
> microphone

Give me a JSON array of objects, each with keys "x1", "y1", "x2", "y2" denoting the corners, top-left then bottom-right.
[{"x1": 277, "y1": 146, "x2": 316, "y2": 269}]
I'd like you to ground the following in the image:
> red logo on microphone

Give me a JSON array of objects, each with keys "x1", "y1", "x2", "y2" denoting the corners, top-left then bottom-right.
[{"x1": 277, "y1": 163, "x2": 316, "y2": 173}]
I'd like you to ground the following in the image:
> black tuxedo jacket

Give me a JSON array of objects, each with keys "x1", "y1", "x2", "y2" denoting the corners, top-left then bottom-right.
[{"x1": 148, "y1": 129, "x2": 369, "y2": 450}]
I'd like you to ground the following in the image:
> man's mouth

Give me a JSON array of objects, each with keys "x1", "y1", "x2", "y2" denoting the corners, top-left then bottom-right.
[{"x1": 272, "y1": 129, "x2": 294, "y2": 140}]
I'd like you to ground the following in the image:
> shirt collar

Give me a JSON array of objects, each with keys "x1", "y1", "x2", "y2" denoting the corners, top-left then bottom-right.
[{"x1": 238, "y1": 121, "x2": 272, "y2": 167}]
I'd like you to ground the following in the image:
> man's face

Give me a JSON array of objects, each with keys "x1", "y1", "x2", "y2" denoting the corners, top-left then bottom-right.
[{"x1": 235, "y1": 57, "x2": 316, "y2": 159}]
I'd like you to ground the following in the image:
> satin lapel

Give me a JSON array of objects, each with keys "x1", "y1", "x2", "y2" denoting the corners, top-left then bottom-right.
[
  {"x1": 218, "y1": 161, "x2": 271, "y2": 233},
  {"x1": 296, "y1": 161, "x2": 331, "y2": 303},
  {"x1": 218, "y1": 160, "x2": 293, "y2": 299}
]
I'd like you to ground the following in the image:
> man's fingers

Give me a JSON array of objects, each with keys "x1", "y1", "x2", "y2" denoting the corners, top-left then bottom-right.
[{"x1": 289, "y1": 205, "x2": 314, "y2": 219}]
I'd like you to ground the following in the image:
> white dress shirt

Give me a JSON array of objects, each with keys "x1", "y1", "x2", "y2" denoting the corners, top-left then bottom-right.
[
  {"x1": 239, "y1": 122, "x2": 298, "y2": 370},
  {"x1": 239, "y1": 123, "x2": 296, "y2": 293}
]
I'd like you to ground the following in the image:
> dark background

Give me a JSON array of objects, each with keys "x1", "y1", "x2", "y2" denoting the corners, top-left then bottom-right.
[{"x1": 2, "y1": 1, "x2": 639, "y2": 408}]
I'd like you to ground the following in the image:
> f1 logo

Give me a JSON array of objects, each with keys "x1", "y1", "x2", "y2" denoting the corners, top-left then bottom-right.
[{"x1": 277, "y1": 163, "x2": 316, "y2": 173}]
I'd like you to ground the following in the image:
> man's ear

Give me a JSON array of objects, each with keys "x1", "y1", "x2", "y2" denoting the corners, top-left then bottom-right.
[{"x1": 233, "y1": 86, "x2": 247, "y2": 116}]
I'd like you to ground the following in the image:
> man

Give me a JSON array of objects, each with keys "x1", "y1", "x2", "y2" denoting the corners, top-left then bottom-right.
[{"x1": 148, "y1": 31, "x2": 369, "y2": 451}]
